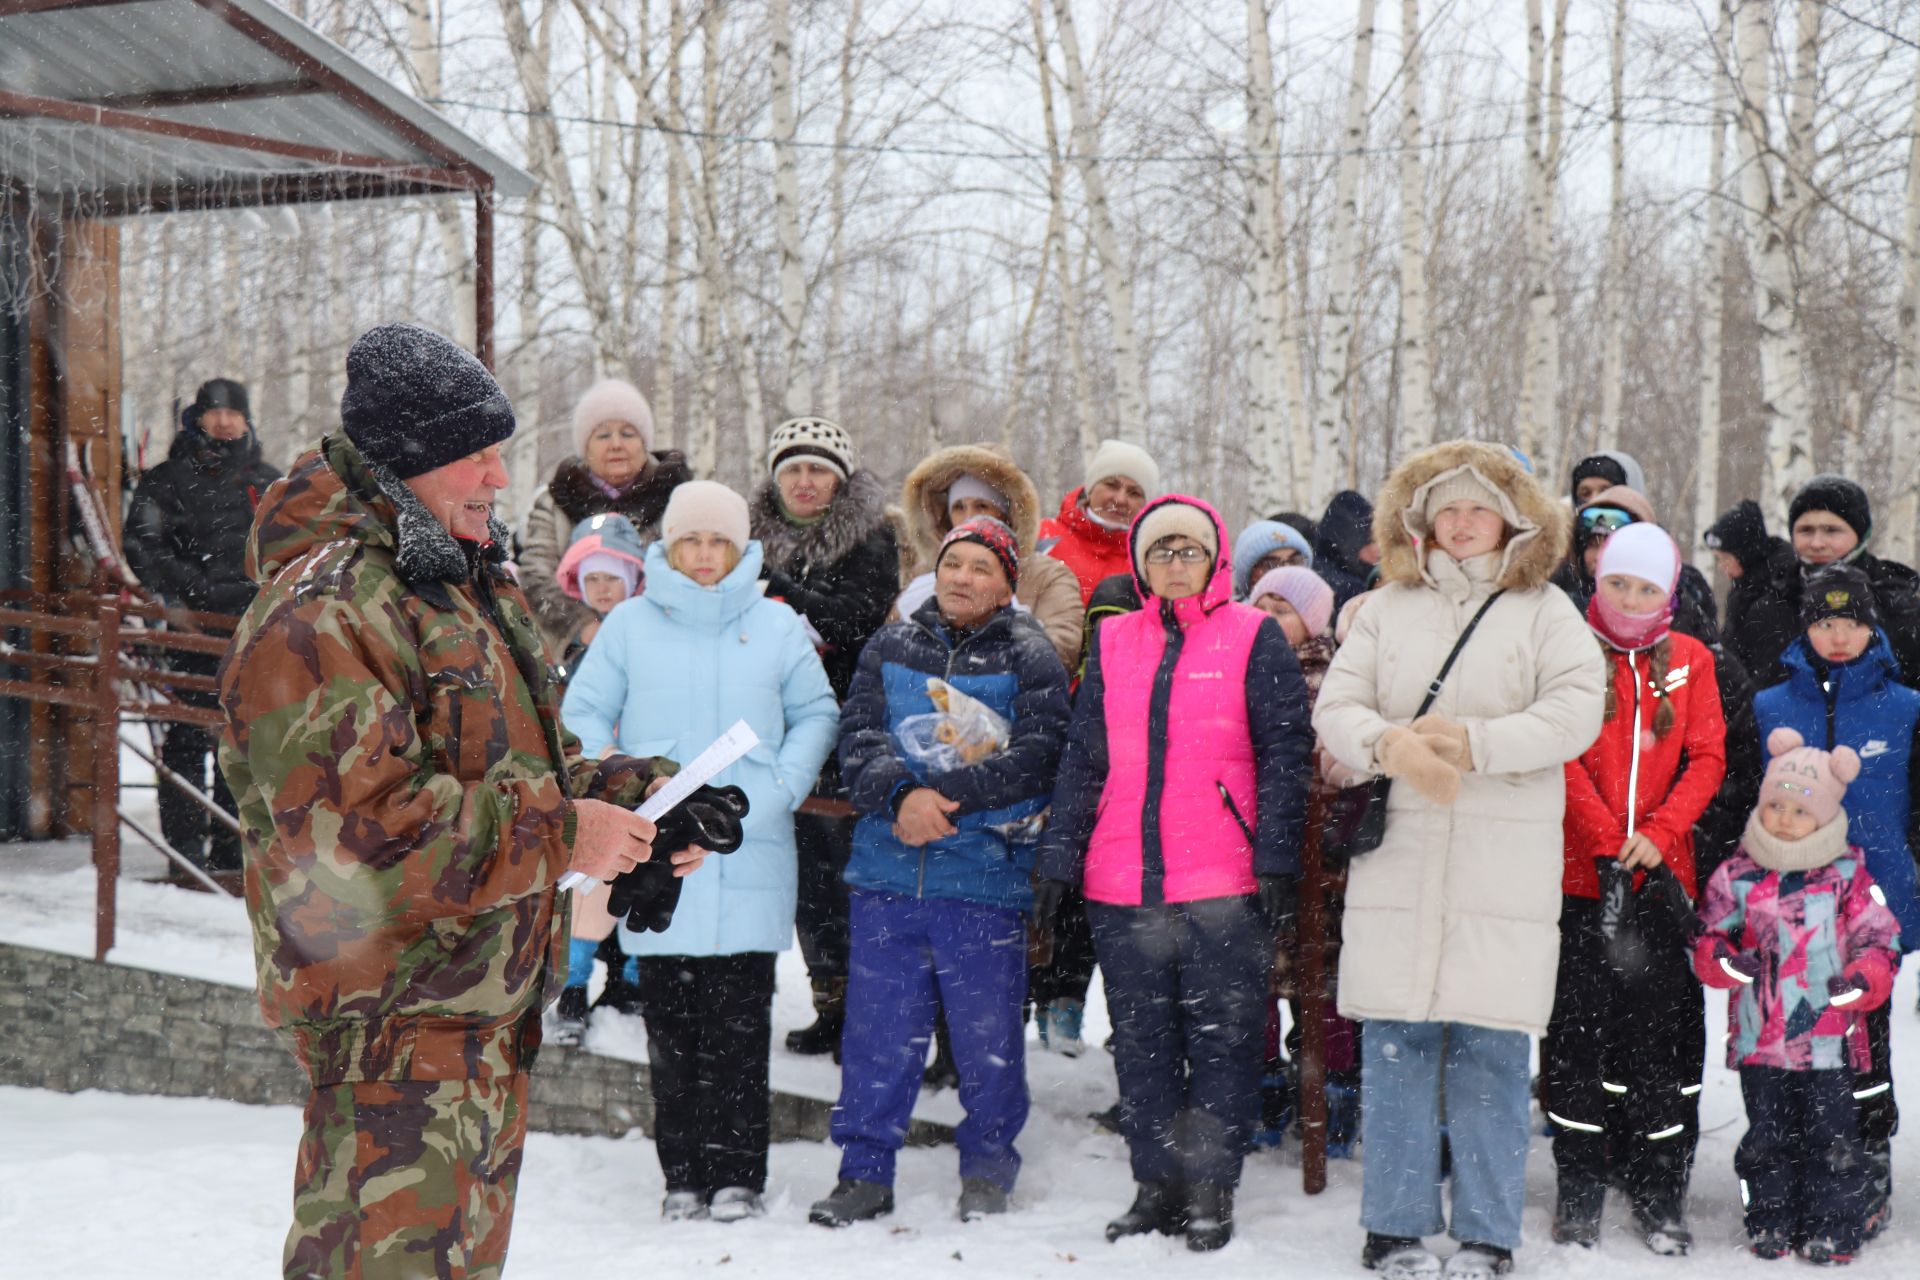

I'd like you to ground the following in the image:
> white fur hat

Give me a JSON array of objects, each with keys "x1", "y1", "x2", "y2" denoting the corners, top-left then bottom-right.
[
  {"x1": 662, "y1": 480, "x2": 751, "y2": 552},
  {"x1": 1085, "y1": 438, "x2": 1161, "y2": 497},
  {"x1": 571, "y1": 379, "x2": 656, "y2": 457}
]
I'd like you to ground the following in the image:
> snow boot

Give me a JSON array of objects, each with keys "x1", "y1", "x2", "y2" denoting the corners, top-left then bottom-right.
[
  {"x1": 1632, "y1": 1200, "x2": 1692, "y2": 1256},
  {"x1": 1361, "y1": 1234, "x2": 1440, "y2": 1277},
  {"x1": 661, "y1": 1190, "x2": 708, "y2": 1221},
  {"x1": 1251, "y1": 1060, "x2": 1294, "y2": 1150},
  {"x1": 1091, "y1": 1101, "x2": 1124, "y2": 1134},
  {"x1": 1105, "y1": 1182, "x2": 1187, "y2": 1241},
  {"x1": 809, "y1": 1178, "x2": 893, "y2": 1227},
  {"x1": 1748, "y1": 1228, "x2": 1793, "y2": 1260},
  {"x1": 1798, "y1": 1237, "x2": 1856, "y2": 1266},
  {"x1": 1185, "y1": 1183, "x2": 1234, "y2": 1252},
  {"x1": 552, "y1": 985, "x2": 590, "y2": 1048},
  {"x1": 708, "y1": 1187, "x2": 765, "y2": 1222},
  {"x1": 1442, "y1": 1243, "x2": 1514, "y2": 1277},
  {"x1": 1041, "y1": 997, "x2": 1087, "y2": 1057},
  {"x1": 1325, "y1": 1077, "x2": 1360, "y2": 1158},
  {"x1": 958, "y1": 1177, "x2": 1009, "y2": 1221},
  {"x1": 596, "y1": 945, "x2": 644, "y2": 1015},
  {"x1": 1550, "y1": 1177, "x2": 1604, "y2": 1248},
  {"x1": 1861, "y1": 1137, "x2": 1892, "y2": 1241},
  {"x1": 785, "y1": 977, "x2": 846, "y2": 1059}
]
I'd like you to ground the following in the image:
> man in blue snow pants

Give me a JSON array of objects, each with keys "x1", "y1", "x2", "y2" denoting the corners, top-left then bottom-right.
[{"x1": 808, "y1": 518, "x2": 1070, "y2": 1227}]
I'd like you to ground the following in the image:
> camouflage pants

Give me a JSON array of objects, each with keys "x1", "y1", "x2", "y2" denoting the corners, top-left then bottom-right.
[{"x1": 284, "y1": 1072, "x2": 529, "y2": 1280}]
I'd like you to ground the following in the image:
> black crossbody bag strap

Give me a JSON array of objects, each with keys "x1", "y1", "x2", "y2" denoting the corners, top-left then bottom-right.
[{"x1": 1411, "y1": 589, "x2": 1508, "y2": 720}]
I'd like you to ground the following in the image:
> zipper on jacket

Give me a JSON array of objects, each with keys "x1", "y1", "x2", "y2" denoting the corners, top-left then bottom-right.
[
  {"x1": 1217, "y1": 782, "x2": 1255, "y2": 846},
  {"x1": 1625, "y1": 650, "x2": 1643, "y2": 842},
  {"x1": 911, "y1": 611, "x2": 998, "y2": 900},
  {"x1": 1823, "y1": 676, "x2": 1838, "y2": 751},
  {"x1": 1139, "y1": 601, "x2": 1187, "y2": 906}
]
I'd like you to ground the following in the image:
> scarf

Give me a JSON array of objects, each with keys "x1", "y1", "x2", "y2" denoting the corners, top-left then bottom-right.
[{"x1": 1586, "y1": 590, "x2": 1674, "y2": 653}]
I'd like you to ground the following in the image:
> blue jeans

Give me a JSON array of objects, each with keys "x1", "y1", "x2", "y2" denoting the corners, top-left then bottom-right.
[
  {"x1": 1361, "y1": 1019, "x2": 1533, "y2": 1250},
  {"x1": 832, "y1": 890, "x2": 1029, "y2": 1190}
]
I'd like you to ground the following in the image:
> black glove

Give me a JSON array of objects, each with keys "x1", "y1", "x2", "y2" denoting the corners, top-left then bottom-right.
[
  {"x1": 1031, "y1": 878, "x2": 1070, "y2": 935},
  {"x1": 605, "y1": 785, "x2": 750, "y2": 934},
  {"x1": 1640, "y1": 864, "x2": 1701, "y2": 942},
  {"x1": 650, "y1": 784, "x2": 750, "y2": 860},
  {"x1": 1258, "y1": 875, "x2": 1298, "y2": 935}
]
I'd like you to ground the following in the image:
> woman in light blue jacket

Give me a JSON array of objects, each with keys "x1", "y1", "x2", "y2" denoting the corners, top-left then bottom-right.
[{"x1": 563, "y1": 480, "x2": 839, "y2": 1224}]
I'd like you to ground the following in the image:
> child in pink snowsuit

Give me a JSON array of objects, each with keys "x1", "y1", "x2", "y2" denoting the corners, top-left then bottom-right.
[{"x1": 1694, "y1": 728, "x2": 1900, "y2": 1264}]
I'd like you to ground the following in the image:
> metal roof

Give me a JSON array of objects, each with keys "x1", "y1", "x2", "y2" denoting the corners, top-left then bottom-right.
[{"x1": 0, "y1": 0, "x2": 533, "y2": 215}]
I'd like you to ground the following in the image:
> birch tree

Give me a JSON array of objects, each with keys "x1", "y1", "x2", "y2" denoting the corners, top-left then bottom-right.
[
  {"x1": 769, "y1": 0, "x2": 810, "y2": 417},
  {"x1": 819, "y1": 0, "x2": 864, "y2": 423},
  {"x1": 1597, "y1": 0, "x2": 1628, "y2": 453},
  {"x1": 652, "y1": 0, "x2": 687, "y2": 449},
  {"x1": 1890, "y1": 56, "x2": 1920, "y2": 565},
  {"x1": 1244, "y1": 0, "x2": 1289, "y2": 511},
  {"x1": 1032, "y1": 0, "x2": 1097, "y2": 461},
  {"x1": 1310, "y1": 0, "x2": 1375, "y2": 510},
  {"x1": 1395, "y1": 0, "x2": 1435, "y2": 452},
  {"x1": 1730, "y1": 0, "x2": 1814, "y2": 523},
  {"x1": 1518, "y1": 0, "x2": 1569, "y2": 473},
  {"x1": 1049, "y1": 0, "x2": 1148, "y2": 444},
  {"x1": 1692, "y1": 1, "x2": 1732, "y2": 575},
  {"x1": 398, "y1": 0, "x2": 477, "y2": 350}
]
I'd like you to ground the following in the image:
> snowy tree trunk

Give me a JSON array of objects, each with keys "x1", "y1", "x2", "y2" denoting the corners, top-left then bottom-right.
[
  {"x1": 1597, "y1": 0, "x2": 1628, "y2": 453},
  {"x1": 1049, "y1": 0, "x2": 1148, "y2": 443},
  {"x1": 769, "y1": 0, "x2": 810, "y2": 416},
  {"x1": 653, "y1": 0, "x2": 687, "y2": 450},
  {"x1": 820, "y1": 0, "x2": 863, "y2": 423},
  {"x1": 1891, "y1": 58, "x2": 1920, "y2": 566},
  {"x1": 1692, "y1": 1, "x2": 1731, "y2": 576},
  {"x1": 401, "y1": 0, "x2": 477, "y2": 350},
  {"x1": 1519, "y1": 0, "x2": 1568, "y2": 474},
  {"x1": 1311, "y1": 0, "x2": 1374, "y2": 511},
  {"x1": 1731, "y1": 0, "x2": 1813, "y2": 525},
  {"x1": 1244, "y1": 0, "x2": 1289, "y2": 514},
  {"x1": 1395, "y1": 0, "x2": 1434, "y2": 452},
  {"x1": 1033, "y1": 0, "x2": 1096, "y2": 464}
]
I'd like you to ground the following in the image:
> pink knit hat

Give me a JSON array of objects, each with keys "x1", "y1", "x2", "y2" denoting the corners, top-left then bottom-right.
[
  {"x1": 1760, "y1": 727, "x2": 1860, "y2": 828},
  {"x1": 1248, "y1": 566, "x2": 1334, "y2": 638},
  {"x1": 571, "y1": 378, "x2": 656, "y2": 456}
]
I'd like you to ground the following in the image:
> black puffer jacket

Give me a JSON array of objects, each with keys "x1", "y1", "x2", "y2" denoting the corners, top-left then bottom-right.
[
  {"x1": 125, "y1": 426, "x2": 281, "y2": 616},
  {"x1": 1733, "y1": 550, "x2": 1920, "y2": 689}
]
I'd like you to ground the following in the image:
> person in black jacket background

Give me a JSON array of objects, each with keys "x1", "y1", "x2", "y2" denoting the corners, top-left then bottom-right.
[
  {"x1": 124, "y1": 378, "x2": 280, "y2": 883},
  {"x1": 749, "y1": 416, "x2": 902, "y2": 1058},
  {"x1": 1312, "y1": 490, "x2": 1377, "y2": 614}
]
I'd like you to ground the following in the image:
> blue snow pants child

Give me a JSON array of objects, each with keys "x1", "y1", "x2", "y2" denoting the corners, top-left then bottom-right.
[{"x1": 830, "y1": 889, "x2": 1030, "y2": 1191}]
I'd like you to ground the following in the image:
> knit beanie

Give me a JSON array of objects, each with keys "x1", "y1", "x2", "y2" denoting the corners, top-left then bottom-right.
[
  {"x1": 1132, "y1": 499, "x2": 1219, "y2": 580},
  {"x1": 185, "y1": 377, "x2": 251, "y2": 431},
  {"x1": 1760, "y1": 727, "x2": 1860, "y2": 829},
  {"x1": 662, "y1": 480, "x2": 751, "y2": 552},
  {"x1": 576, "y1": 552, "x2": 640, "y2": 599},
  {"x1": 341, "y1": 324, "x2": 515, "y2": 480},
  {"x1": 1232, "y1": 519, "x2": 1315, "y2": 596},
  {"x1": 571, "y1": 379, "x2": 655, "y2": 457},
  {"x1": 1594, "y1": 522, "x2": 1679, "y2": 591},
  {"x1": 1570, "y1": 450, "x2": 1646, "y2": 500},
  {"x1": 1702, "y1": 499, "x2": 1771, "y2": 566},
  {"x1": 937, "y1": 516, "x2": 1020, "y2": 589},
  {"x1": 1800, "y1": 564, "x2": 1880, "y2": 631},
  {"x1": 1421, "y1": 466, "x2": 1506, "y2": 524},
  {"x1": 768, "y1": 417, "x2": 856, "y2": 481},
  {"x1": 1789, "y1": 474, "x2": 1872, "y2": 545},
  {"x1": 1085, "y1": 438, "x2": 1161, "y2": 497},
  {"x1": 947, "y1": 472, "x2": 1010, "y2": 519},
  {"x1": 1249, "y1": 566, "x2": 1334, "y2": 638}
]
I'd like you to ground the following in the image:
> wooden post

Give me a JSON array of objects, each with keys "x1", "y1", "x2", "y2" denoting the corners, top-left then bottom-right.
[
  {"x1": 1298, "y1": 782, "x2": 1331, "y2": 1194},
  {"x1": 474, "y1": 185, "x2": 495, "y2": 370},
  {"x1": 92, "y1": 599, "x2": 120, "y2": 961}
]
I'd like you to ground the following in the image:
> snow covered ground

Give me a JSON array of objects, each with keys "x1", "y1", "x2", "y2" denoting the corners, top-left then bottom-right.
[{"x1": 7, "y1": 750, "x2": 1920, "y2": 1275}]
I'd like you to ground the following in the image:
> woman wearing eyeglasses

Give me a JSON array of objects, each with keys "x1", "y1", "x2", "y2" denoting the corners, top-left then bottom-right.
[{"x1": 1035, "y1": 495, "x2": 1313, "y2": 1251}]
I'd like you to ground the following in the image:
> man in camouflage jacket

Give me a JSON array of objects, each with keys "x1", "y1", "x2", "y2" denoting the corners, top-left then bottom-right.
[{"x1": 220, "y1": 324, "x2": 690, "y2": 1279}]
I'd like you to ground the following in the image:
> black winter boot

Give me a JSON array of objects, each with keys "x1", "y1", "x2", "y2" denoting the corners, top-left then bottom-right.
[
  {"x1": 1105, "y1": 1182, "x2": 1187, "y2": 1241},
  {"x1": 785, "y1": 977, "x2": 847, "y2": 1059},
  {"x1": 1861, "y1": 1136, "x2": 1892, "y2": 1241},
  {"x1": 552, "y1": 985, "x2": 590, "y2": 1048},
  {"x1": 1361, "y1": 1233, "x2": 1440, "y2": 1277},
  {"x1": 923, "y1": 1015, "x2": 960, "y2": 1092},
  {"x1": 1551, "y1": 1177, "x2": 1604, "y2": 1247},
  {"x1": 809, "y1": 1178, "x2": 894, "y2": 1227},
  {"x1": 1185, "y1": 1183, "x2": 1235, "y2": 1252}
]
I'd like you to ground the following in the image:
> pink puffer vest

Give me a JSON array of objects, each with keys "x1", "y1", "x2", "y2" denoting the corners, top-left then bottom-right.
[{"x1": 1084, "y1": 498, "x2": 1266, "y2": 906}]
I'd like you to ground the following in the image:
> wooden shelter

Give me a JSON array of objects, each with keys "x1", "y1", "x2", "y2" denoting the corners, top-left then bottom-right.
[{"x1": 0, "y1": 0, "x2": 533, "y2": 840}]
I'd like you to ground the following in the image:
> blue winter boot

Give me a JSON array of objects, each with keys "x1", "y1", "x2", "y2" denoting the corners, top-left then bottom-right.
[{"x1": 1325, "y1": 1079, "x2": 1360, "y2": 1158}]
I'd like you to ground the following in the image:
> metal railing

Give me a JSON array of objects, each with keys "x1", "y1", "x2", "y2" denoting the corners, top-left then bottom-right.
[{"x1": 0, "y1": 590, "x2": 240, "y2": 959}]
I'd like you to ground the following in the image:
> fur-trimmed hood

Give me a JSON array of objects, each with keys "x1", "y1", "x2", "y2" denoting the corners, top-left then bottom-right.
[
  {"x1": 901, "y1": 443, "x2": 1043, "y2": 574},
  {"x1": 750, "y1": 467, "x2": 895, "y2": 576},
  {"x1": 1374, "y1": 440, "x2": 1568, "y2": 593}
]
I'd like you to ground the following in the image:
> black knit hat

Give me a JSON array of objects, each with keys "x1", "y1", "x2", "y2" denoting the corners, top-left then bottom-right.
[
  {"x1": 1801, "y1": 564, "x2": 1879, "y2": 631},
  {"x1": 340, "y1": 324, "x2": 515, "y2": 480},
  {"x1": 1789, "y1": 474, "x2": 1872, "y2": 544},
  {"x1": 1570, "y1": 454, "x2": 1627, "y2": 503},
  {"x1": 1702, "y1": 499, "x2": 1770, "y2": 567},
  {"x1": 184, "y1": 377, "x2": 251, "y2": 432}
]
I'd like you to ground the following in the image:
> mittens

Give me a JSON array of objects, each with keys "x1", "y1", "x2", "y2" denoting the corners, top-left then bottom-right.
[
  {"x1": 1827, "y1": 971, "x2": 1873, "y2": 1008},
  {"x1": 1712, "y1": 939, "x2": 1765, "y2": 986},
  {"x1": 1031, "y1": 878, "x2": 1069, "y2": 935},
  {"x1": 1258, "y1": 875, "x2": 1298, "y2": 935},
  {"x1": 1409, "y1": 715, "x2": 1472, "y2": 771},
  {"x1": 1376, "y1": 726, "x2": 1462, "y2": 806}
]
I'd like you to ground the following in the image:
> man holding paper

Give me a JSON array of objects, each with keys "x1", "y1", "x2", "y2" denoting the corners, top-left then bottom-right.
[
  {"x1": 219, "y1": 325, "x2": 701, "y2": 1279},
  {"x1": 811, "y1": 516, "x2": 1071, "y2": 1227}
]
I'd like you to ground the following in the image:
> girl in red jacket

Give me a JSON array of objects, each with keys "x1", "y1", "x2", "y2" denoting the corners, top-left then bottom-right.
[{"x1": 1545, "y1": 523, "x2": 1727, "y2": 1257}]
